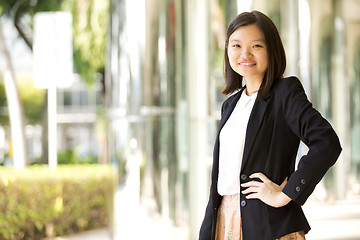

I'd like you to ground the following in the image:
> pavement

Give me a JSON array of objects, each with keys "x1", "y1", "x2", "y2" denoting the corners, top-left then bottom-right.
[
  {"x1": 303, "y1": 200, "x2": 360, "y2": 240},
  {"x1": 52, "y1": 162, "x2": 360, "y2": 240},
  {"x1": 51, "y1": 185, "x2": 189, "y2": 240},
  {"x1": 52, "y1": 197, "x2": 360, "y2": 240},
  {"x1": 51, "y1": 229, "x2": 111, "y2": 240}
]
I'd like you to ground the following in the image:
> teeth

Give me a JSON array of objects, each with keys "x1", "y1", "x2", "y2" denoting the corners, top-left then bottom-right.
[{"x1": 240, "y1": 62, "x2": 255, "y2": 66}]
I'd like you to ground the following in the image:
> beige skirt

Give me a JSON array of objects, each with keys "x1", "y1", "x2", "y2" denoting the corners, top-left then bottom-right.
[{"x1": 215, "y1": 193, "x2": 306, "y2": 240}]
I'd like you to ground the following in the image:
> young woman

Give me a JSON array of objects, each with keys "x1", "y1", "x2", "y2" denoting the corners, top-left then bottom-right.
[{"x1": 199, "y1": 10, "x2": 342, "y2": 240}]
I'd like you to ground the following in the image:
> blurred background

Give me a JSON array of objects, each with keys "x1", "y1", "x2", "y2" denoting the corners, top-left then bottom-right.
[{"x1": 0, "y1": 0, "x2": 360, "y2": 239}]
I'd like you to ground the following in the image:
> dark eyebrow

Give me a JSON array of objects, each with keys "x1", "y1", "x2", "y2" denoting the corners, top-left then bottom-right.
[
  {"x1": 229, "y1": 39, "x2": 240, "y2": 43},
  {"x1": 250, "y1": 39, "x2": 266, "y2": 43},
  {"x1": 229, "y1": 39, "x2": 265, "y2": 43}
]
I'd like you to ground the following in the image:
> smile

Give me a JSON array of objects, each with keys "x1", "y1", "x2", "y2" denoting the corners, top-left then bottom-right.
[{"x1": 239, "y1": 62, "x2": 256, "y2": 66}]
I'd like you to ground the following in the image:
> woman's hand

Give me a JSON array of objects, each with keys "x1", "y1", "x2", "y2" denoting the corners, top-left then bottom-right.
[{"x1": 241, "y1": 172, "x2": 291, "y2": 208}]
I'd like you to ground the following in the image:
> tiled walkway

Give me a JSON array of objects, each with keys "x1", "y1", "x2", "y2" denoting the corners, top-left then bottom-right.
[
  {"x1": 303, "y1": 200, "x2": 360, "y2": 240},
  {"x1": 54, "y1": 164, "x2": 360, "y2": 240},
  {"x1": 55, "y1": 198, "x2": 360, "y2": 240},
  {"x1": 53, "y1": 185, "x2": 188, "y2": 240}
]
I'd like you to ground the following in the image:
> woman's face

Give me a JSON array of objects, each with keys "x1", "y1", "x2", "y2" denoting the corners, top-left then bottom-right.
[{"x1": 227, "y1": 24, "x2": 268, "y2": 83}]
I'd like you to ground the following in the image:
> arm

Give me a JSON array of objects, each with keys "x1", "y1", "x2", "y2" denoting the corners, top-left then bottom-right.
[
  {"x1": 280, "y1": 77, "x2": 342, "y2": 205},
  {"x1": 241, "y1": 77, "x2": 341, "y2": 207}
]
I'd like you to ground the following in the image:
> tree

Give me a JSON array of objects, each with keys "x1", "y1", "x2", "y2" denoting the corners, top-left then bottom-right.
[
  {"x1": 0, "y1": 20, "x2": 28, "y2": 168},
  {"x1": 18, "y1": 78, "x2": 45, "y2": 125},
  {"x1": 0, "y1": 0, "x2": 108, "y2": 84},
  {"x1": 0, "y1": 0, "x2": 64, "y2": 166},
  {"x1": 0, "y1": 0, "x2": 109, "y2": 166},
  {"x1": 62, "y1": 0, "x2": 108, "y2": 85},
  {"x1": 0, "y1": 82, "x2": 8, "y2": 125}
]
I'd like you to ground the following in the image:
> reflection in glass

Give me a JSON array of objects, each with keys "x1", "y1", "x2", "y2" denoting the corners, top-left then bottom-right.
[
  {"x1": 350, "y1": 48, "x2": 360, "y2": 195},
  {"x1": 63, "y1": 91, "x2": 72, "y2": 106},
  {"x1": 107, "y1": 0, "x2": 186, "y2": 227},
  {"x1": 314, "y1": 35, "x2": 333, "y2": 119},
  {"x1": 106, "y1": 1, "x2": 360, "y2": 238},
  {"x1": 79, "y1": 90, "x2": 88, "y2": 106}
]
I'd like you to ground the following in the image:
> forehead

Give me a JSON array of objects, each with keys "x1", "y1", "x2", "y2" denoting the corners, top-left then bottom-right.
[{"x1": 229, "y1": 24, "x2": 265, "y2": 42}]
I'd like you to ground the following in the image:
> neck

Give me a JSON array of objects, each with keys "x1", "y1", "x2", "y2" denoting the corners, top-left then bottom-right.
[{"x1": 244, "y1": 78, "x2": 262, "y2": 96}]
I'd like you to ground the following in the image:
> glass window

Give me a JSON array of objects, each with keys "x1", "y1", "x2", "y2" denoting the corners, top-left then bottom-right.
[
  {"x1": 79, "y1": 90, "x2": 88, "y2": 106},
  {"x1": 96, "y1": 91, "x2": 104, "y2": 105},
  {"x1": 350, "y1": 48, "x2": 360, "y2": 196},
  {"x1": 63, "y1": 91, "x2": 72, "y2": 106}
]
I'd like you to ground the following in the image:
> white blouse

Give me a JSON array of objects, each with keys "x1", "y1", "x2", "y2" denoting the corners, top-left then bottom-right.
[{"x1": 217, "y1": 90, "x2": 258, "y2": 196}]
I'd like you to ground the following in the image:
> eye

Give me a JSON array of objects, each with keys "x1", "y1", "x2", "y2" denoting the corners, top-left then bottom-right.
[
  {"x1": 232, "y1": 44, "x2": 240, "y2": 48},
  {"x1": 253, "y1": 44, "x2": 263, "y2": 48}
]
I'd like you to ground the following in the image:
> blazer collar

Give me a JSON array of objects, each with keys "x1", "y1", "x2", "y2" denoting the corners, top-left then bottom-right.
[
  {"x1": 242, "y1": 91, "x2": 272, "y2": 168},
  {"x1": 218, "y1": 88, "x2": 244, "y2": 131},
  {"x1": 217, "y1": 87, "x2": 273, "y2": 169}
]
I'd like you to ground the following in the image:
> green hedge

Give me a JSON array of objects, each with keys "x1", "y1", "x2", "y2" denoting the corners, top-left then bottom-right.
[{"x1": 0, "y1": 165, "x2": 117, "y2": 240}]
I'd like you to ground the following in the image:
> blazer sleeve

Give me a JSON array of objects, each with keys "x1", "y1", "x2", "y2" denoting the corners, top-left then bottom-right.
[{"x1": 280, "y1": 77, "x2": 342, "y2": 205}]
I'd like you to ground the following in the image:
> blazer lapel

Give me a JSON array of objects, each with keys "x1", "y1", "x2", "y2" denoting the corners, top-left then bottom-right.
[
  {"x1": 219, "y1": 89, "x2": 244, "y2": 131},
  {"x1": 241, "y1": 93, "x2": 272, "y2": 169},
  {"x1": 212, "y1": 91, "x2": 243, "y2": 180}
]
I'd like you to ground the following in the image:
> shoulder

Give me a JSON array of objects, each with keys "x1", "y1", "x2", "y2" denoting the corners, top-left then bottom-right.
[
  {"x1": 222, "y1": 89, "x2": 242, "y2": 108},
  {"x1": 269, "y1": 76, "x2": 315, "y2": 118},
  {"x1": 225, "y1": 90, "x2": 241, "y2": 103},
  {"x1": 272, "y1": 76, "x2": 304, "y2": 93},
  {"x1": 268, "y1": 76, "x2": 310, "y2": 110},
  {"x1": 269, "y1": 76, "x2": 307, "y2": 103}
]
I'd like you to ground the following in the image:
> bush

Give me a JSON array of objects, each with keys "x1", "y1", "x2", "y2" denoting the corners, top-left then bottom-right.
[
  {"x1": 57, "y1": 150, "x2": 97, "y2": 165},
  {"x1": 0, "y1": 165, "x2": 117, "y2": 240}
]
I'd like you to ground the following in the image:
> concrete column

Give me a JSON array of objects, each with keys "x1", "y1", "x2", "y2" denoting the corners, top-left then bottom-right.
[
  {"x1": 185, "y1": 0, "x2": 210, "y2": 239},
  {"x1": 332, "y1": 0, "x2": 349, "y2": 200},
  {"x1": 280, "y1": 0, "x2": 299, "y2": 78},
  {"x1": 298, "y1": 0, "x2": 311, "y2": 96}
]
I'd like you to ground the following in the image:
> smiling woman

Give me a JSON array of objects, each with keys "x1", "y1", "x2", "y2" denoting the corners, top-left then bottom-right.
[
  {"x1": 199, "y1": 10, "x2": 342, "y2": 240},
  {"x1": 222, "y1": 11, "x2": 286, "y2": 100}
]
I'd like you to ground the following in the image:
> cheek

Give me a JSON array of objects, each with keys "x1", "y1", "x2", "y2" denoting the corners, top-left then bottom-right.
[
  {"x1": 227, "y1": 57, "x2": 237, "y2": 71},
  {"x1": 261, "y1": 53, "x2": 268, "y2": 66},
  {"x1": 227, "y1": 50, "x2": 238, "y2": 66},
  {"x1": 262, "y1": 57, "x2": 269, "y2": 70},
  {"x1": 227, "y1": 48, "x2": 236, "y2": 60}
]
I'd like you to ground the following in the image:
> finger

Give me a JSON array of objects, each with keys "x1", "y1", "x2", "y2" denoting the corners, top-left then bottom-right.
[
  {"x1": 249, "y1": 172, "x2": 269, "y2": 183},
  {"x1": 242, "y1": 186, "x2": 259, "y2": 195},
  {"x1": 241, "y1": 181, "x2": 262, "y2": 188},
  {"x1": 245, "y1": 193, "x2": 258, "y2": 199},
  {"x1": 280, "y1": 177, "x2": 288, "y2": 188}
]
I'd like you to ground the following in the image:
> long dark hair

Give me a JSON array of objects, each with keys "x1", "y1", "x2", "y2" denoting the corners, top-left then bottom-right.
[{"x1": 222, "y1": 10, "x2": 286, "y2": 98}]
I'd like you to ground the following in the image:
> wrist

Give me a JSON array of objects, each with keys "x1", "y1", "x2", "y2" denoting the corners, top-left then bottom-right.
[{"x1": 277, "y1": 192, "x2": 291, "y2": 207}]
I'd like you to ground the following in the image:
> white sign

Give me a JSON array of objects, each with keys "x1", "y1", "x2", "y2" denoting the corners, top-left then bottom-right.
[{"x1": 33, "y1": 12, "x2": 73, "y2": 89}]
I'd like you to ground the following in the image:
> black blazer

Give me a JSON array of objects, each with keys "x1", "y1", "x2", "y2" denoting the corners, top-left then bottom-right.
[{"x1": 199, "y1": 76, "x2": 342, "y2": 240}]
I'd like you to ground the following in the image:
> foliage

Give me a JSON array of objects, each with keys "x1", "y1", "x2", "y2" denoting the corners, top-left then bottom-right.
[
  {"x1": 63, "y1": 0, "x2": 109, "y2": 84},
  {"x1": 0, "y1": 0, "x2": 63, "y2": 18},
  {"x1": 57, "y1": 149, "x2": 97, "y2": 165},
  {"x1": 0, "y1": 164, "x2": 117, "y2": 240},
  {"x1": 0, "y1": 78, "x2": 45, "y2": 125},
  {"x1": 0, "y1": 0, "x2": 109, "y2": 85},
  {"x1": 0, "y1": 82, "x2": 8, "y2": 125},
  {"x1": 17, "y1": 78, "x2": 45, "y2": 125}
]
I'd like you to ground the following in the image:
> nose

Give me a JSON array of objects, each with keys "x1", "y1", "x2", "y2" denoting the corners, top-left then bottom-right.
[{"x1": 240, "y1": 47, "x2": 252, "y2": 59}]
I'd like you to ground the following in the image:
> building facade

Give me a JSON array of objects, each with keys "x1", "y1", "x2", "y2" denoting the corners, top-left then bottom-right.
[{"x1": 107, "y1": 0, "x2": 360, "y2": 239}]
